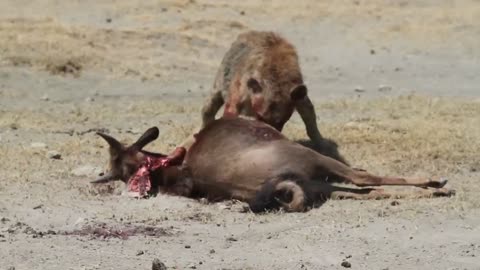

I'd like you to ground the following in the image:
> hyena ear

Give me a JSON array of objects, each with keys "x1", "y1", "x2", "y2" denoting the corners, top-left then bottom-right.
[
  {"x1": 129, "y1": 127, "x2": 159, "y2": 151},
  {"x1": 290, "y1": 85, "x2": 307, "y2": 101},
  {"x1": 97, "y1": 132, "x2": 123, "y2": 157},
  {"x1": 247, "y1": 78, "x2": 262, "y2": 94}
]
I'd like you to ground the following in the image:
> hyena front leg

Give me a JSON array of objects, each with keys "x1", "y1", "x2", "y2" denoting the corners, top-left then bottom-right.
[
  {"x1": 295, "y1": 96, "x2": 323, "y2": 144},
  {"x1": 178, "y1": 90, "x2": 224, "y2": 150},
  {"x1": 201, "y1": 90, "x2": 224, "y2": 128}
]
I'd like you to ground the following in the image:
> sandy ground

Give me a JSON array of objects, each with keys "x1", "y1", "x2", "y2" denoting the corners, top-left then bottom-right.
[{"x1": 1, "y1": 0, "x2": 480, "y2": 269}]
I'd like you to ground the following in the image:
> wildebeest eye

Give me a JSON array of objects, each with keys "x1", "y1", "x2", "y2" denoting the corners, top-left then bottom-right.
[{"x1": 247, "y1": 78, "x2": 262, "y2": 94}]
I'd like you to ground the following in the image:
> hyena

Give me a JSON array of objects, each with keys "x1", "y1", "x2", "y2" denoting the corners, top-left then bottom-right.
[{"x1": 185, "y1": 31, "x2": 326, "y2": 150}]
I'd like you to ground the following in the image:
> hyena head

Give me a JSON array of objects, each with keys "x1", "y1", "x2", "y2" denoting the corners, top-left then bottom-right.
[
  {"x1": 245, "y1": 74, "x2": 307, "y2": 131},
  {"x1": 242, "y1": 38, "x2": 307, "y2": 131},
  {"x1": 92, "y1": 127, "x2": 160, "y2": 184}
]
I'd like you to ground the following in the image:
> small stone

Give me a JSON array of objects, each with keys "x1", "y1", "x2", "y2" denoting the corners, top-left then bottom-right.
[
  {"x1": 47, "y1": 151, "x2": 62, "y2": 160},
  {"x1": 209, "y1": 249, "x2": 215, "y2": 254},
  {"x1": 106, "y1": 18, "x2": 112, "y2": 23},
  {"x1": 85, "y1": 96, "x2": 95, "y2": 102},
  {"x1": 390, "y1": 200, "x2": 400, "y2": 206},
  {"x1": 354, "y1": 86, "x2": 365, "y2": 93},
  {"x1": 341, "y1": 261, "x2": 351, "y2": 268},
  {"x1": 188, "y1": 263, "x2": 197, "y2": 269},
  {"x1": 370, "y1": 49, "x2": 376, "y2": 55},
  {"x1": 378, "y1": 85, "x2": 392, "y2": 92},
  {"x1": 185, "y1": 245, "x2": 191, "y2": 249},
  {"x1": 71, "y1": 165, "x2": 102, "y2": 177},
  {"x1": 152, "y1": 258, "x2": 167, "y2": 270},
  {"x1": 30, "y1": 142, "x2": 47, "y2": 149},
  {"x1": 226, "y1": 236, "x2": 237, "y2": 242},
  {"x1": 7, "y1": 267, "x2": 15, "y2": 270},
  {"x1": 136, "y1": 250, "x2": 144, "y2": 256},
  {"x1": 41, "y1": 94, "x2": 49, "y2": 101},
  {"x1": 240, "y1": 11, "x2": 245, "y2": 15},
  {"x1": 1, "y1": 217, "x2": 10, "y2": 223}
]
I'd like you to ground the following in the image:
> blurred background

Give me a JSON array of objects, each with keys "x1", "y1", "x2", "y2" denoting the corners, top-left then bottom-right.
[{"x1": 1, "y1": 0, "x2": 479, "y2": 99}]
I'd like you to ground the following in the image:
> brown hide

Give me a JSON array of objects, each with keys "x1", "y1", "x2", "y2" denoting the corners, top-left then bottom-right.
[{"x1": 184, "y1": 117, "x2": 345, "y2": 202}]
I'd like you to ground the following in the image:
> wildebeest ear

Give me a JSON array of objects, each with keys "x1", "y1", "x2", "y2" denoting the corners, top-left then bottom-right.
[
  {"x1": 290, "y1": 85, "x2": 307, "y2": 101},
  {"x1": 97, "y1": 132, "x2": 123, "y2": 156},
  {"x1": 247, "y1": 78, "x2": 262, "y2": 94},
  {"x1": 130, "y1": 127, "x2": 159, "y2": 151}
]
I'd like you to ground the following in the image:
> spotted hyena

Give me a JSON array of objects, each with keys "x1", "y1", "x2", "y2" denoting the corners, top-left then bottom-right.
[{"x1": 200, "y1": 31, "x2": 324, "y2": 146}]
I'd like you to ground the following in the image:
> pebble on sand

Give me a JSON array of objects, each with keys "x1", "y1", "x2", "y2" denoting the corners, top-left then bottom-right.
[
  {"x1": 378, "y1": 85, "x2": 392, "y2": 92},
  {"x1": 71, "y1": 165, "x2": 103, "y2": 177},
  {"x1": 47, "y1": 151, "x2": 62, "y2": 160},
  {"x1": 152, "y1": 258, "x2": 167, "y2": 270},
  {"x1": 31, "y1": 142, "x2": 47, "y2": 149},
  {"x1": 354, "y1": 86, "x2": 365, "y2": 92}
]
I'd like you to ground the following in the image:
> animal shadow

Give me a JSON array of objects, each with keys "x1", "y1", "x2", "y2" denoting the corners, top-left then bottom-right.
[{"x1": 296, "y1": 137, "x2": 349, "y2": 165}]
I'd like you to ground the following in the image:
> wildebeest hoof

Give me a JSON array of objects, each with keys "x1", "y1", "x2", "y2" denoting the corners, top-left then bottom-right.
[{"x1": 428, "y1": 178, "x2": 448, "y2": 188}]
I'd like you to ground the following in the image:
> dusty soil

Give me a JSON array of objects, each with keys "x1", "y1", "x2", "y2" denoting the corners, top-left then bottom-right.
[{"x1": 1, "y1": 1, "x2": 480, "y2": 269}]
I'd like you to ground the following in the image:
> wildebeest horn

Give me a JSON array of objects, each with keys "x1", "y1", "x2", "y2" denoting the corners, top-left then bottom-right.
[
  {"x1": 96, "y1": 132, "x2": 122, "y2": 150},
  {"x1": 90, "y1": 172, "x2": 116, "y2": 183},
  {"x1": 130, "y1": 127, "x2": 159, "y2": 150}
]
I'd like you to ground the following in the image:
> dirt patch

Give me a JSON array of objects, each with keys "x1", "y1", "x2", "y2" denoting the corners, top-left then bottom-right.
[
  {"x1": 46, "y1": 60, "x2": 82, "y2": 77},
  {"x1": 62, "y1": 223, "x2": 175, "y2": 240},
  {"x1": 4, "y1": 220, "x2": 176, "y2": 240}
]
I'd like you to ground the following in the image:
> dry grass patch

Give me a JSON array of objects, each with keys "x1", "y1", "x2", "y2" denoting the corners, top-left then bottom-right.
[{"x1": 283, "y1": 96, "x2": 480, "y2": 177}]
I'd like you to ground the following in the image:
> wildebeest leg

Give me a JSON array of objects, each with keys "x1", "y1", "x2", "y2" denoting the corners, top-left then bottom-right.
[
  {"x1": 344, "y1": 169, "x2": 449, "y2": 188},
  {"x1": 305, "y1": 181, "x2": 455, "y2": 201},
  {"x1": 329, "y1": 187, "x2": 455, "y2": 200},
  {"x1": 295, "y1": 96, "x2": 323, "y2": 144},
  {"x1": 316, "y1": 156, "x2": 450, "y2": 188}
]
